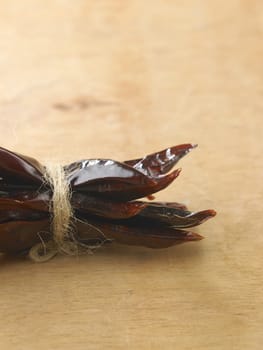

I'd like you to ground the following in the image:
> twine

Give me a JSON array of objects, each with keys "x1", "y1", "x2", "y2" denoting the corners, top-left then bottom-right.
[{"x1": 29, "y1": 164, "x2": 79, "y2": 262}]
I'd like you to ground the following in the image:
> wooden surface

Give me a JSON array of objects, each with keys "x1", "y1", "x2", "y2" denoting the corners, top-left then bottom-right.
[{"x1": 0, "y1": 1, "x2": 262, "y2": 349}]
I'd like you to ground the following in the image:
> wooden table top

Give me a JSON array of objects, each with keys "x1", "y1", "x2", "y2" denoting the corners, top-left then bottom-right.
[{"x1": 0, "y1": 1, "x2": 262, "y2": 349}]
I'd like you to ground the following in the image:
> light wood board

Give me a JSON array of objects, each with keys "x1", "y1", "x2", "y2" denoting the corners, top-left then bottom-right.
[{"x1": 0, "y1": 1, "x2": 262, "y2": 349}]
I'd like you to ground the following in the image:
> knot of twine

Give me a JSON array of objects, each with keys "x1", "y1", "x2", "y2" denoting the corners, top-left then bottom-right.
[{"x1": 29, "y1": 164, "x2": 80, "y2": 262}]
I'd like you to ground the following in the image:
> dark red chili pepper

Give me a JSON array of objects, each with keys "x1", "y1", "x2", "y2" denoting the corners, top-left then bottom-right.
[{"x1": 0, "y1": 144, "x2": 216, "y2": 255}]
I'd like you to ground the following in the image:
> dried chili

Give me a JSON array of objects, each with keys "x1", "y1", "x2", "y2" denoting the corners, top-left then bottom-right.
[{"x1": 0, "y1": 144, "x2": 216, "y2": 257}]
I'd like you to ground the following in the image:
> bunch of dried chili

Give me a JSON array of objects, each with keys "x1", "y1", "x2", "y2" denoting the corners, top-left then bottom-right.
[{"x1": 0, "y1": 144, "x2": 216, "y2": 258}]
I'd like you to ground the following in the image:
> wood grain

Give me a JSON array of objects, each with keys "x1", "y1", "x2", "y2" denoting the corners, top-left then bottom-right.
[{"x1": 0, "y1": 1, "x2": 262, "y2": 349}]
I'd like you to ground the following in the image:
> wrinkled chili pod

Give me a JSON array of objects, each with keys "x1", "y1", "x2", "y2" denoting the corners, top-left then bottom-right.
[{"x1": 0, "y1": 144, "x2": 216, "y2": 255}]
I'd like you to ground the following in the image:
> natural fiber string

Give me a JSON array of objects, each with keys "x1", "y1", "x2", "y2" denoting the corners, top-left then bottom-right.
[{"x1": 29, "y1": 164, "x2": 78, "y2": 262}]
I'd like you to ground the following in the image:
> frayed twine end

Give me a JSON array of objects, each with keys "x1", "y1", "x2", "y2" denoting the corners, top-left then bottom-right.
[{"x1": 29, "y1": 164, "x2": 96, "y2": 262}]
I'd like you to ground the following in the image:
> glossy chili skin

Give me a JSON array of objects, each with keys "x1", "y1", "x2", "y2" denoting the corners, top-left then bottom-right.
[{"x1": 0, "y1": 144, "x2": 216, "y2": 254}]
